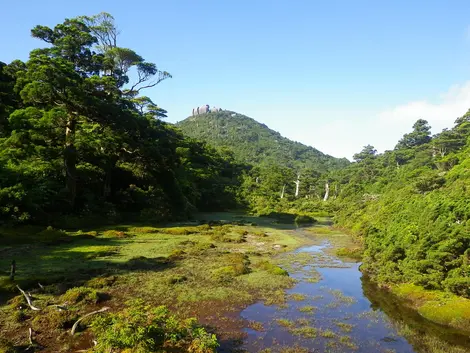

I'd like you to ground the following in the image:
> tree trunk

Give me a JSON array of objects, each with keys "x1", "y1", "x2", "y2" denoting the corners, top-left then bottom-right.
[
  {"x1": 280, "y1": 184, "x2": 286, "y2": 199},
  {"x1": 64, "y1": 115, "x2": 77, "y2": 209},
  {"x1": 294, "y1": 174, "x2": 300, "y2": 198},
  {"x1": 323, "y1": 182, "x2": 330, "y2": 201},
  {"x1": 103, "y1": 156, "x2": 118, "y2": 199}
]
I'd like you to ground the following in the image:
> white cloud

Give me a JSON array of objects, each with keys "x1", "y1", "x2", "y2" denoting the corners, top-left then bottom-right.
[
  {"x1": 297, "y1": 82, "x2": 470, "y2": 160},
  {"x1": 377, "y1": 82, "x2": 470, "y2": 129}
]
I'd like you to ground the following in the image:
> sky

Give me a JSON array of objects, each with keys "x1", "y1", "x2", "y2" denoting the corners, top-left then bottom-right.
[{"x1": 2, "y1": 0, "x2": 470, "y2": 160}]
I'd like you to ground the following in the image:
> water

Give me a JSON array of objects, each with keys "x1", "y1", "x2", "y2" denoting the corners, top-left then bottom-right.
[{"x1": 239, "y1": 235, "x2": 470, "y2": 353}]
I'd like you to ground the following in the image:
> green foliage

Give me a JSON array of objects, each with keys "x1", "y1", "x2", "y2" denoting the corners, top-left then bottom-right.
[
  {"x1": 332, "y1": 117, "x2": 470, "y2": 298},
  {"x1": 257, "y1": 260, "x2": 289, "y2": 276},
  {"x1": 60, "y1": 286, "x2": 102, "y2": 304},
  {"x1": 0, "y1": 338, "x2": 15, "y2": 353},
  {"x1": 90, "y1": 299, "x2": 218, "y2": 353},
  {"x1": 177, "y1": 111, "x2": 349, "y2": 172}
]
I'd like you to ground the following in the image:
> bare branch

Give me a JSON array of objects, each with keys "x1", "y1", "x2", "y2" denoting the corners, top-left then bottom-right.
[
  {"x1": 17, "y1": 286, "x2": 41, "y2": 311},
  {"x1": 71, "y1": 307, "x2": 110, "y2": 335}
]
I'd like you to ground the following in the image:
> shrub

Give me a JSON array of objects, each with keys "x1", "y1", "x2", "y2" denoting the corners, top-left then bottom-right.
[
  {"x1": 60, "y1": 286, "x2": 102, "y2": 305},
  {"x1": 37, "y1": 226, "x2": 69, "y2": 244},
  {"x1": 294, "y1": 215, "x2": 316, "y2": 224},
  {"x1": 258, "y1": 260, "x2": 288, "y2": 276},
  {"x1": 212, "y1": 266, "x2": 237, "y2": 283},
  {"x1": 336, "y1": 247, "x2": 363, "y2": 259},
  {"x1": 101, "y1": 230, "x2": 129, "y2": 238},
  {"x1": 86, "y1": 276, "x2": 117, "y2": 289},
  {"x1": 90, "y1": 299, "x2": 218, "y2": 353}
]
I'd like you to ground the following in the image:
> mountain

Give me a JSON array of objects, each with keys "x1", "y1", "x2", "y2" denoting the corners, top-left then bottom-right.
[{"x1": 176, "y1": 110, "x2": 349, "y2": 172}]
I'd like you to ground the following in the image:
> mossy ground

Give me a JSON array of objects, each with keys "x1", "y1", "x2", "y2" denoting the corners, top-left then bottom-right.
[
  {"x1": 392, "y1": 283, "x2": 470, "y2": 334},
  {"x1": 0, "y1": 212, "x2": 310, "y2": 353}
]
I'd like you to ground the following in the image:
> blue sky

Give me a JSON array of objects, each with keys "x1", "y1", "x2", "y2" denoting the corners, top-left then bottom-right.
[{"x1": 3, "y1": 0, "x2": 470, "y2": 159}]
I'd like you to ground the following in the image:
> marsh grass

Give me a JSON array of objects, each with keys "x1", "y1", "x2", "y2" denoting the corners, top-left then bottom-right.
[
  {"x1": 298, "y1": 305, "x2": 316, "y2": 314},
  {"x1": 392, "y1": 284, "x2": 470, "y2": 333},
  {"x1": 289, "y1": 293, "x2": 307, "y2": 301},
  {"x1": 0, "y1": 218, "x2": 308, "y2": 352}
]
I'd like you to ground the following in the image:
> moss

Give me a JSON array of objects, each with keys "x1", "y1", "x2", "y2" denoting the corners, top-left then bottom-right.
[
  {"x1": 85, "y1": 246, "x2": 119, "y2": 259},
  {"x1": 60, "y1": 286, "x2": 102, "y2": 305},
  {"x1": 320, "y1": 329, "x2": 336, "y2": 338},
  {"x1": 128, "y1": 226, "x2": 160, "y2": 234},
  {"x1": 246, "y1": 320, "x2": 264, "y2": 331},
  {"x1": 0, "y1": 338, "x2": 15, "y2": 353},
  {"x1": 298, "y1": 305, "x2": 316, "y2": 314},
  {"x1": 168, "y1": 275, "x2": 188, "y2": 285},
  {"x1": 392, "y1": 284, "x2": 470, "y2": 332},
  {"x1": 31, "y1": 309, "x2": 79, "y2": 330},
  {"x1": 290, "y1": 326, "x2": 317, "y2": 338},
  {"x1": 212, "y1": 266, "x2": 238, "y2": 283},
  {"x1": 289, "y1": 293, "x2": 306, "y2": 301},
  {"x1": 36, "y1": 226, "x2": 70, "y2": 244},
  {"x1": 334, "y1": 321, "x2": 355, "y2": 333},
  {"x1": 12, "y1": 309, "x2": 28, "y2": 323},
  {"x1": 86, "y1": 276, "x2": 117, "y2": 289},
  {"x1": 276, "y1": 318, "x2": 295, "y2": 328},
  {"x1": 7, "y1": 295, "x2": 26, "y2": 310},
  {"x1": 101, "y1": 230, "x2": 129, "y2": 238},
  {"x1": 257, "y1": 260, "x2": 288, "y2": 276}
]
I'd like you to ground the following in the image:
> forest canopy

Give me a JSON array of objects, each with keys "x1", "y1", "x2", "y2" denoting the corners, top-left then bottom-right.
[{"x1": 0, "y1": 13, "x2": 242, "y2": 226}]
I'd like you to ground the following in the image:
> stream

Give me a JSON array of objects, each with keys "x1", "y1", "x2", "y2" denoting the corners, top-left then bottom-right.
[{"x1": 239, "y1": 228, "x2": 470, "y2": 353}]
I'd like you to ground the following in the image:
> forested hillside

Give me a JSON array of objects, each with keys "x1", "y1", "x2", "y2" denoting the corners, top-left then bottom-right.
[
  {"x1": 177, "y1": 110, "x2": 349, "y2": 172},
  {"x1": 0, "y1": 14, "x2": 242, "y2": 226},
  {"x1": 331, "y1": 117, "x2": 470, "y2": 298}
]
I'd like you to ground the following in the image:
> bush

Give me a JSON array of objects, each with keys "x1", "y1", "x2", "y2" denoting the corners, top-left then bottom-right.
[
  {"x1": 86, "y1": 276, "x2": 117, "y2": 289},
  {"x1": 91, "y1": 299, "x2": 218, "y2": 353},
  {"x1": 37, "y1": 226, "x2": 69, "y2": 244},
  {"x1": 336, "y1": 247, "x2": 363, "y2": 259},
  {"x1": 60, "y1": 286, "x2": 103, "y2": 305},
  {"x1": 101, "y1": 230, "x2": 129, "y2": 238},
  {"x1": 294, "y1": 215, "x2": 316, "y2": 224},
  {"x1": 258, "y1": 260, "x2": 289, "y2": 276}
]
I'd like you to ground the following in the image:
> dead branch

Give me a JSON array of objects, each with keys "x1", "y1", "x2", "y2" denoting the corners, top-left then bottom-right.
[
  {"x1": 17, "y1": 286, "x2": 41, "y2": 311},
  {"x1": 70, "y1": 307, "x2": 110, "y2": 335},
  {"x1": 47, "y1": 304, "x2": 68, "y2": 311}
]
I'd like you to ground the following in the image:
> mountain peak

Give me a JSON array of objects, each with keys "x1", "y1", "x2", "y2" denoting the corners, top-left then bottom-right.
[{"x1": 176, "y1": 110, "x2": 349, "y2": 172}]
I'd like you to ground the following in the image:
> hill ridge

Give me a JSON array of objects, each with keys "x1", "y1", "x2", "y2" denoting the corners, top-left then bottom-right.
[{"x1": 176, "y1": 110, "x2": 349, "y2": 172}]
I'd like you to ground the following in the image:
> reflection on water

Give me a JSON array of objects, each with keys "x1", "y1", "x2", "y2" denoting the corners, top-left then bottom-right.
[{"x1": 240, "y1": 236, "x2": 470, "y2": 353}]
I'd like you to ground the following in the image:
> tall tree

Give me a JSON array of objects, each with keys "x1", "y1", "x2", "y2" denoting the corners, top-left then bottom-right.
[{"x1": 395, "y1": 119, "x2": 432, "y2": 149}]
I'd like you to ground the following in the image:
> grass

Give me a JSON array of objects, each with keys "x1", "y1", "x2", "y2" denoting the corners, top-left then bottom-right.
[
  {"x1": 334, "y1": 321, "x2": 355, "y2": 333},
  {"x1": 290, "y1": 326, "x2": 317, "y2": 338},
  {"x1": 0, "y1": 215, "x2": 309, "y2": 353},
  {"x1": 276, "y1": 318, "x2": 295, "y2": 328},
  {"x1": 298, "y1": 305, "x2": 316, "y2": 314},
  {"x1": 328, "y1": 289, "x2": 357, "y2": 305},
  {"x1": 335, "y1": 247, "x2": 363, "y2": 259},
  {"x1": 319, "y1": 329, "x2": 337, "y2": 338},
  {"x1": 288, "y1": 293, "x2": 307, "y2": 301},
  {"x1": 392, "y1": 284, "x2": 470, "y2": 333}
]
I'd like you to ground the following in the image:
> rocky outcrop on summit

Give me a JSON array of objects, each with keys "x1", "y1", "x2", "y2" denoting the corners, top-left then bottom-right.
[{"x1": 192, "y1": 105, "x2": 222, "y2": 116}]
